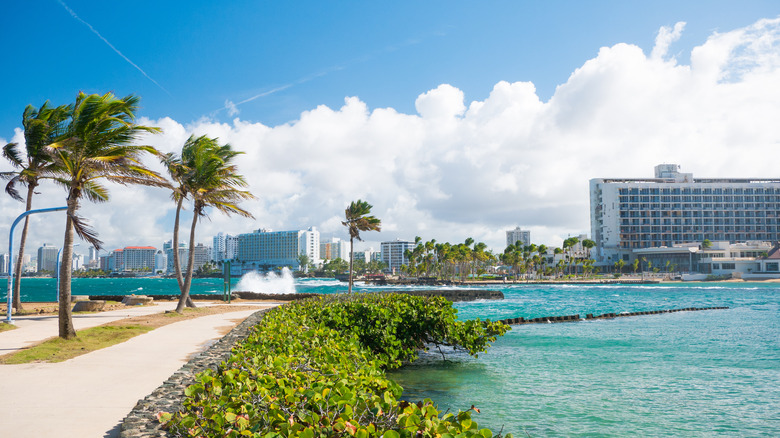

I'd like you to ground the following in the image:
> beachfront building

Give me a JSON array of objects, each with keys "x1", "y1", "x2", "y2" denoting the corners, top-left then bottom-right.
[
  {"x1": 164, "y1": 241, "x2": 188, "y2": 275},
  {"x1": 0, "y1": 253, "x2": 8, "y2": 275},
  {"x1": 122, "y1": 246, "x2": 157, "y2": 271},
  {"x1": 590, "y1": 164, "x2": 780, "y2": 265},
  {"x1": 37, "y1": 243, "x2": 58, "y2": 273},
  {"x1": 234, "y1": 227, "x2": 320, "y2": 273},
  {"x1": 212, "y1": 232, "x2": 238, "y2": 262},
  {"x1": 353, "y1": 248, "x2": 379, "y2": 264},
  {"x1": 506, "y1": 227, "x2": 531, "y2": 248},
  {"x1": 381, "y1": 239, "x2": 414, "y2": 274},
  {"x1": 320, "y1": 238, "x2": 350, "y2": 261}
]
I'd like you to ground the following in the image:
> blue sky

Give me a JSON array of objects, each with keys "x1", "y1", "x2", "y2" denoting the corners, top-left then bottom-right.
[
  {"x1": 3, "y1": 1, "x2": 777, "y2": 130},
  {"x1": 2, "y1": 1, "x2": 780, "y2": 255}
]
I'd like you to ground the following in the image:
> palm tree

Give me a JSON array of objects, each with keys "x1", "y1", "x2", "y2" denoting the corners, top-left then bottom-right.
[
  {"x1": 2, "y1": 102, "x2": 71, "y2": 311},
  {"x1": 47, "y1": 92, "x2": 165, "y2": 339},
  {"x1": 342, "y1": 200, "x2": 381, "y2": 293},
  {"x1": 165, "y1": 135, "x2": 254, "y2": 313}
]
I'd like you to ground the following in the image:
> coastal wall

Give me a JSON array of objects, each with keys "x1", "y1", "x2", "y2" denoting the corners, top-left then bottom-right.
[
  {"x1": 498, "y1": 306, "x2": 729, "y2": 325},
  {"x1": 119, "y1": 308, "x2": 270, "y2": 437}
]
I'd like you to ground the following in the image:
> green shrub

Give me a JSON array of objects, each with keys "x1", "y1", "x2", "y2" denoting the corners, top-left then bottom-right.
[{"x1": 162, "y1": 293, "x2": 510, "y2": 437}]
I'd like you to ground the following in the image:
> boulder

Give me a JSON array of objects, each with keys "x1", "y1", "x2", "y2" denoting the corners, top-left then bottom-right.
[
  {"x1": 122, "y1": 295, "x2": 154, "y2": 306},
  {"x1": 72, "y1": 300, "x2": 106, "y2": 312},
  {"x1": 71, "y1": 295, "x2": 91, "y2": 303}
]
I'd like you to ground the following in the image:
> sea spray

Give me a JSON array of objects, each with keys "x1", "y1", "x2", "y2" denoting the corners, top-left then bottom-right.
[{"x1": 234, "y1": 267, "x2": 296, "y2": 294}]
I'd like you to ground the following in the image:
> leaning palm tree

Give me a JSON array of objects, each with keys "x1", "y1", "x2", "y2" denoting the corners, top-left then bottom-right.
[
  {"x1": 1, "y1": 102, "x2": 71, "y2": 311},
  {"x1": 166, "y1": 135, "x2": 254, "y2": 313},
  {"x1": 342, "y1": 200, "x2": 381, "y2": 293},
  {"x1": 47, "y1": 92, "x2": 165, "y2": 339}
]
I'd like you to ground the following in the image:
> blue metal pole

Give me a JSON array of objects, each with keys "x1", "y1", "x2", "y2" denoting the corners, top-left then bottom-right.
[{"x1": 6, "y1": 206, "x2": 67, "y2": 324}]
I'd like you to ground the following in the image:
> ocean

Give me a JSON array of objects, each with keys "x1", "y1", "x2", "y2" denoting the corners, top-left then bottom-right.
[{"x1": 2, "y1": 277, "x2": 778, "y2": 436}]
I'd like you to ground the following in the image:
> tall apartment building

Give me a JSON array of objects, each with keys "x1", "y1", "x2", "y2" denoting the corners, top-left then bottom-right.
[
  {"x1": 381, "y1": 239, "x2": 414, "y2": 273},
  {"x1": 506, "y1": 227, "x2": 531, "y2": 248},
  {"x1": 212, "y1": 232, "x2": 238, "y2": 261},
  {"x1": 122, "y1": 246, "x2": 157, "y2": 271},
  {"x1": 590, "y1": 164, "x2": 780, "y2": 263},
  {"x1": 235, "y1": 227, "x2": 320, "y2": 271},
  {"x1": 0, "y1": 253, "x2": 8, "y2": 275},
  {"x1": 37, "y1": 243, "x2": 58, "y2": 273}
]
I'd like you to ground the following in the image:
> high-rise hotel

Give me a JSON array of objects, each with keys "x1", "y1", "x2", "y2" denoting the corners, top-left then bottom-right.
[{"x1": 590, "y1": 164, "x2": 780, "y2": 263}]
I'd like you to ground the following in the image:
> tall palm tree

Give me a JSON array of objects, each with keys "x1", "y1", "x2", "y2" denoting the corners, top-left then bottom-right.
[
  {"x1": 2, "y1": 102, "x2": 71, "y2": 311},
  {"x1": 342, "y1": 200, "x2": 381, "y2": 293},
  {"x1": 47, "y1": 92, "x2": 165, "y2": 339},
  {"x1": 165, "y1": 135, "x2": 254, "y2": 313}
]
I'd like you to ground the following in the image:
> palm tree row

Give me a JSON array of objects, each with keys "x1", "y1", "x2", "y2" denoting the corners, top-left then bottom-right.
[
  {"x1": 3, "y1": 92, "x2": 254, "y2": 338},
  {"x1": 401, "y1": 237, "x2": 498, "y2": 282}
]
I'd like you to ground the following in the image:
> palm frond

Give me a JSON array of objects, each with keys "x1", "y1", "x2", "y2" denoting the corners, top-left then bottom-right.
[
  {"x1": 69, "y1": 212, "x2": 104, "y2": 250},
  {"x1": 2, "y1": 142, "x2": 24, "y2": 168}
]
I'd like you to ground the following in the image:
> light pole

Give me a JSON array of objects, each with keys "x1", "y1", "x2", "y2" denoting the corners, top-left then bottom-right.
[
  {"x1": 6, "y1": 206, "x2": 68, "y2": 324},
  {"x1": 56, "y1": 243, "x2": 79, "y2": 303}
]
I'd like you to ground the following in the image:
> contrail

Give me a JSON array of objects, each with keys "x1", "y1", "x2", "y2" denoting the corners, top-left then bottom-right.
[{"x1": 56, "y1": 0, "x2": 171, "y2": 96}]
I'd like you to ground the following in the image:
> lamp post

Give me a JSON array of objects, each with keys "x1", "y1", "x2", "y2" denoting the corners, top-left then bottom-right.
[
  {"x1": 56, "y1": 243, "x2": 79, "y2": 303},
  {"x1": 6, "y1": 206, "x2": 68, "y2": 324}
]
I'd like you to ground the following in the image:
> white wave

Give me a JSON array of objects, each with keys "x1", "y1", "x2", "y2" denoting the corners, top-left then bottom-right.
[{"x1": 235, "y1": 267, "x2": 296, "y2": 294}]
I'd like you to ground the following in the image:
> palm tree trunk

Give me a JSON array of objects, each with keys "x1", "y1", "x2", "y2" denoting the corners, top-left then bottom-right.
[
  {"x1": 172, "y1": 197, "x2": 184, "y2": 290},
  {"x1": 11, "y1": 185, "x2": 36, "y2": 311},
  {"x1": 172, "y1": 198, "x2": 195, "y2": 308},
  {"x1": 175, "y1": 212, "x2": 199, "y2": 313},
  {"x1": 58, "y1": 195, "x2": 77, "y2": 339},
  {"x1": 348, "y1": 236, "x2": 354, "y2": 294}
]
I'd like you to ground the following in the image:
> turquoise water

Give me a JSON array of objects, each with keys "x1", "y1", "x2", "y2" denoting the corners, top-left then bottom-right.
[
  {"x1": 0, "y1": 277, "x2": 227, "y2": 302},
  {"x1": 4, "y1": 277, "x2": 778, "y2": 435},
  {"x1": 390, "y1": 283, "x2": 780, "y2": 437}
]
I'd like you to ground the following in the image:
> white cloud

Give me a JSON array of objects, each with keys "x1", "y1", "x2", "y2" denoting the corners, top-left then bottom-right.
[
  {"x1": 2, "y1": 18, "x2": 780, "y2": 258},
  {"x1": 651, "y1": 21, "x2": 686, "y2": 60}
]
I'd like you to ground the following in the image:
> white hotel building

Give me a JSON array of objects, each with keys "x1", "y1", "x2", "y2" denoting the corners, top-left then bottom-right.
[{"x1": 590, "y1": 164, "x2": 780, "y2": 264}]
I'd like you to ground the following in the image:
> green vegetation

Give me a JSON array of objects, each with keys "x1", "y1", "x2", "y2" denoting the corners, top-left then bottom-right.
[
  {"x1": 0, "y1": 322, "x2": 18, "y2": 333},
  {"x1": 0, "y1": 325, "x2": 153, "y2": 364},
  {"x1": 161, "y1": 293, "x2": 510, "y2": 437}
]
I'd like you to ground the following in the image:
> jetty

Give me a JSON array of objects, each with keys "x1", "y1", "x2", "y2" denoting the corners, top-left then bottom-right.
[{"x1": 498, "y1": 306, "x2": 730, "y2": 325}]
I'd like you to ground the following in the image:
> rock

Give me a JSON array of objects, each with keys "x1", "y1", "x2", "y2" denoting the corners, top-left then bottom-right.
[
  {"x1": 71, "y1": 295, "x2": 90, "y2": 303},
  {"x1": 122, "y1": 295, "x2": 154, "y2": 306},
  {"x1": 72, "y1": 300, "x2": 106, "y2": 312}
]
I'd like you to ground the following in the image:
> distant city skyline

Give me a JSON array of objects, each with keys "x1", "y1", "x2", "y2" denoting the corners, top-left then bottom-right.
[{"x1": 2, "y1": 3, "x2": 779, "y2": 255}]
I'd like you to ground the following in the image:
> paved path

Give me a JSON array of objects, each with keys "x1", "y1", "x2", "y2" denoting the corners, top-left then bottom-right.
[{"x1": 0, "y1": 302, "x2": 279, "y2": 437}]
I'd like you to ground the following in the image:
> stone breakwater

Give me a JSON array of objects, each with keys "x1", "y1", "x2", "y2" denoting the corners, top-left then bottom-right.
[
  {"x1": 119, "y1": 308, "x2": 270, "y2": 438},
  {"x1": 498, "y1": 306, "x2": 730, "y2": 325}
]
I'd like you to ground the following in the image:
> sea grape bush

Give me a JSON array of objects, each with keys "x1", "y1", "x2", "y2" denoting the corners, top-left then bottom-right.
[{"x1": 161, "y1": 293, "x2": 510, "y2": 437}]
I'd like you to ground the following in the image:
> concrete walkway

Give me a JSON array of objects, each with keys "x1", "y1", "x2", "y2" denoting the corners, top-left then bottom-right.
[{"x1": 0, "y1": 302, "x2": 278, "y2": 437}]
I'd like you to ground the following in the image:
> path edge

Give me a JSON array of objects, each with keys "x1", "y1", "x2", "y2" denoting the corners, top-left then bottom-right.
[{"x1": 119, "y1": 308, "x2": 269, "y2": 437}]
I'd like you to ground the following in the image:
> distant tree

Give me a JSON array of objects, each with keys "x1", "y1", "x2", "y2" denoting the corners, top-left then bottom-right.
[
  {"x1": 47, "y1": 92, "x2": 165, "y2": 339},
  {"x1": 632, "y1": 258, "x2": 639, "y2": 274},
  {"x1": 701, "y1": 239, "x2": 712, "y2": 249},
  {"x1": 2, "y1": 101, "x2": 71, "y2": 311},
  {"x1": 342, "y1": 200, "x2": 381, "y2": 293},
  {"x1": 297, "y1": 254, "x2": 310, "y2": 273}
]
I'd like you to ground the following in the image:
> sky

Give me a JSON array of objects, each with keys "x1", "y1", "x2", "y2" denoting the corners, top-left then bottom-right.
[{"x1": 1, "y1": 1, "x2": 780, "y2": 259}]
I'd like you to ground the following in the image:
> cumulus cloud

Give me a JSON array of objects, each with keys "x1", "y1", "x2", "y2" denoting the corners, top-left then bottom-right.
[{"x1": 2, "y1": 18, "x2": 780, "y2": 258}]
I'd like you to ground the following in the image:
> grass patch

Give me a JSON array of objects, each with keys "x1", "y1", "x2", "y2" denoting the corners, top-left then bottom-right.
[
  {"x1": 0, "y1": 322, "x2": 18, "y2": 333},
  {"x1": 164, "y1": 307, "x2": 207, "y2": 317},
  {"x1": 0, "y1": 325, "x2": 153, "y2": 364}
]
